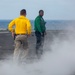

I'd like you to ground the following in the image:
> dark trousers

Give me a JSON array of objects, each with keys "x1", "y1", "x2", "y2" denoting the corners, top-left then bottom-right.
[{"x1": 35, "y1": 31, "x2": 45, "y2": 54}]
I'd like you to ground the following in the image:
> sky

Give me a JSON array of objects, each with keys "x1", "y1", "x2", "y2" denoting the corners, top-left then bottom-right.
[{"x1": 0, "y1": 0, "x2": 75, "y2": 20}]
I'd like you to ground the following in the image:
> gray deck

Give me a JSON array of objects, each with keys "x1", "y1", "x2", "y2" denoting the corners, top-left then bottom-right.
[{"x1": 0, "y1": 30, "x2": 67, "y2": 60}]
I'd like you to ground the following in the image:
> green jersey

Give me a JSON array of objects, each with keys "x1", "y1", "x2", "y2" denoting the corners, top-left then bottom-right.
[{"x1": 34, "y1": 16, "x2": 46, "y2": 33}]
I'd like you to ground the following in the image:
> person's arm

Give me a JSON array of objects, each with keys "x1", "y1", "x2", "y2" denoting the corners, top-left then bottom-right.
[
  {"x1": 8, "y1": 19, "x2": 15, "y2": 32},
  {"x1": 27, "y1": 20, "x2": 32, "y2": 36},
  {"x1": 44, "y1": 23, "x2": 46, "y2": 35},
  {"x1": 36, "y1": 18, "x2": 42, "y2": 33},
  {"x1": 8, "y1": 19, "x2": 15, "y2": 37},
  {"x1": 42, "y1": 18, "x2": 46, "y2": 35}
]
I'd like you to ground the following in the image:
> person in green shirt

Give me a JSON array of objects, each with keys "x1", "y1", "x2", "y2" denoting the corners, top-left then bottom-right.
[{"x1": 34, "y1": 10, "x2": 46, "y2": 56}]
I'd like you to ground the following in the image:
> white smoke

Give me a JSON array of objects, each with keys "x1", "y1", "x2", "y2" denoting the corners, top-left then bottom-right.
[{"x1": 0, "y1": 26, "x2": 75, "y2": 75}]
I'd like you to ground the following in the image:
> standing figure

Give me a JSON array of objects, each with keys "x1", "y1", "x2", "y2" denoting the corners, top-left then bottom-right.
[
  {"x1": 34, "y1": 10, "x2": 46, "y2": 56},
  {"x1": 8, "y1": 9, "x2": 32, "y2": 62}
]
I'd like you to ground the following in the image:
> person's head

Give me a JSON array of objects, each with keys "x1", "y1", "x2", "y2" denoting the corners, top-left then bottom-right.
[
  {"x1": 39, "y1": 10, "x2": 44, "y2": 17},
  {"x1": 20, "y1": 9, "x2": 26, "y2": 16}
]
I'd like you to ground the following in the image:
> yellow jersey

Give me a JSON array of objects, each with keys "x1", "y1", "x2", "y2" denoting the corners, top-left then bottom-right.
[{"x1": 8, "y1": 16, "x2": 32, "y2": 35}]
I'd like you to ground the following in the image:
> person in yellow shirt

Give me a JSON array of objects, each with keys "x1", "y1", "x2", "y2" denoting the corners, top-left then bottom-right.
[{"x1": 8, "y1": 9, "x2": 32, "y2": 63}]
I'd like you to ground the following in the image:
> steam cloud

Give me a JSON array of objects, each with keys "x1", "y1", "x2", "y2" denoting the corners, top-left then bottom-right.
[{"x1": 0, "y1": 26, "x2": 75, "y2": 75}]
